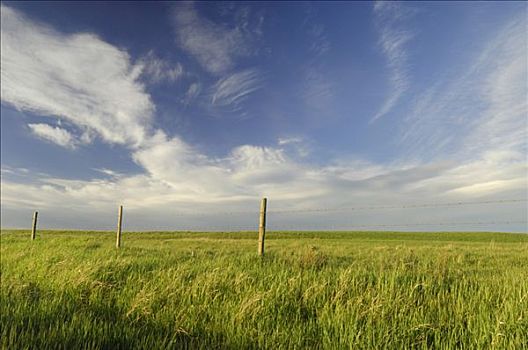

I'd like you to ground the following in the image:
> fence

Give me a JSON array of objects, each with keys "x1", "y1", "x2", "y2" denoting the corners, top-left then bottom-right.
[{"x1": 24, "y1": 197, "x2": 527, "y2": 256}]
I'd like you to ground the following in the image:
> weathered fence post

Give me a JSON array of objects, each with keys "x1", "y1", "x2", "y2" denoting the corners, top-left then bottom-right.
[
  {"x1": 31, "y1": 211, "x2": 38, "y2": 240},
  {"x1": 116, "y1": 205, "x2": 123, "y2": 248},
  {"x1": 258, "y1": 198, "x2": 267, "y2": 256}
]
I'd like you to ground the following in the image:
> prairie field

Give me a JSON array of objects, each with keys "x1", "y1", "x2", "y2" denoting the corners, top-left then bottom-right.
[{"x1": 1, "y1": 230, "x2": 527, "y2": 349}]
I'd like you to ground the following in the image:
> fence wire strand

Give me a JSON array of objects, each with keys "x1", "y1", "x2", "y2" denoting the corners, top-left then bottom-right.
[
  {"x1": 23, "y1": 198, "x2": 526, "y2": 232},
  {"x1": 166, "y1": 198, "x2": 527, "y2": 217},
  {"x1": 266, "y1": 220, "x2": 527, "y2": 231},
  {"x1": 132, "y1": 220, "x2": 526, "y2": 232},
  {"x1": 268, "y1": 199, "x2": 527, "y2": 214}
]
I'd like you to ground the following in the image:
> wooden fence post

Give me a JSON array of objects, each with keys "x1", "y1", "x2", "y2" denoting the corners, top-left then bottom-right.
[
  {"x1": 258, "y1": 198, "x2": 267, "y2": 256},
  {"x1": 116, "y1": 205, "x2": 123, "y2": 248},
  {"x1": 31, "y1": 211, "x2": 38, "y2": 240}
]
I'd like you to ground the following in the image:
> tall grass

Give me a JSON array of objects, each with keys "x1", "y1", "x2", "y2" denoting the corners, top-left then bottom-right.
[{"x1": 1, "y1": 230, "x2": 527, "y2": 349}]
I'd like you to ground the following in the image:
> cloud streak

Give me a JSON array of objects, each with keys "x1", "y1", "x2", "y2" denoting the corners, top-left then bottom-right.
[
  {"x1": 370, "y1": 1, "x2": 414, "y2": 123},
  {"x1": 181, "y1": 82, "x2": 201, "y2": 105},
  {"x1": 136, "y1": 51, "x2": 183, "y2": 85},
  {"x1": 210, "y1": 68, "x2": 263, "y2": 115},
  {"x1": 172, "y1": 2, "x2": 254, "y2": 74},
  {"x1": 27, "y1": 123, "x2": 78, "y2": 149}
]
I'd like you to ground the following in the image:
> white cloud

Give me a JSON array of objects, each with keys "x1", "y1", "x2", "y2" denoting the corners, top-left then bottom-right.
[
  {"x1": 210, "y1": 68, "x2": 262, "y2": 114},
  {"x1": 132, "y1": 134, "x2": 235, "y2": 196},
  {"x1": 0, "y1": 4, "x2": 155, "y2": 147},
  {"x1": 449, "y1": 179, "x2": 525, "y2": 196},
  {"x1": 27, "y1": 123, "x2": 78, "y2": 149},
  {"x1": 307, "y1": 23, "x2": 330, "y2": 57},
  {"x1": 278, "y1": 137, "x2": 302, "y2": 146},
  {"x1": 136, "y1": 51, "x2": 183, "y2": 84},
  {"x1": 130, "y1": 137, "x2": 303, "y2": 198},
  {"x1": 277, "y1": 137, "x2": 310, "y2": 157},
  {"x1": 302, "y1": 5, "x2": 331, "y2": 58},
  {"x1": 94, "y1": 168, "x2": 123, "y2": 178},
  {"x1": 302, "y1": 66, "x2": 334, "y2": 111},
  {"x1": 181, "y1": 82, "x2": 201, "y2": 105},
  {"x1": 172, "y1": 2, "x2": 253, "y2": 74},
  {"x1": 228, "y1": 145, "x2": 300, "y2": 186},
  {"x1": 370, "y1": 1, "x2": 414, "y2": 123}
]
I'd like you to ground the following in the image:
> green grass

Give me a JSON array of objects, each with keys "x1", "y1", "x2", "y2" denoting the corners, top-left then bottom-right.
[{"x1": 1, "y1": 230, "x2": 527, "y2": 349}]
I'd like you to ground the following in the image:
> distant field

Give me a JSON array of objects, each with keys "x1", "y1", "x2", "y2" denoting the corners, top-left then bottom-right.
[{"x1": 1, "y1": 230, "x2": 527, "y2": 349}]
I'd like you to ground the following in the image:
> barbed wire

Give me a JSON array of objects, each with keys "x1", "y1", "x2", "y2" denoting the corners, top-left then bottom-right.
[
  {"x1": 119, "y1": 220, "x2": 526, "y2": 232},
  {"x1": 165, "y1": 198, "x2": 527, "y2": 217},
  {"x1": 17, "y1": 199, "x2": 526, "y2": 232},
  {"x1": 134, "y1": 224, "x2": 257, "y2": 232},
  {"x1": 266, "y1": 220, "x2": 527, "y2": 231},
  {"x1": 269, "y1": 199, "x2": 527, "y2": 214},
  {"x1": 14, "y1": 220, "x2": 525, "y2": 233}
]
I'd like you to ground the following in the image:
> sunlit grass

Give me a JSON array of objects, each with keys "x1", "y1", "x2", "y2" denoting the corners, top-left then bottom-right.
[{"x1": 1, "y1": 230, "x2": 527, "y2": 349}]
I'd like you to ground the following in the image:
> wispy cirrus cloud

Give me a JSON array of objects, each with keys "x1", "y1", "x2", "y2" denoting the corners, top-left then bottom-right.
[
  {"x1": 136, "y1": 51, "x2": 183, "y2": 85},
  {"x1": 303, "y1": 5, "x2": 331, "y2": 59},
  {"x1": 0, "y1": 4, "x2": 155, "y2": 147},
  {"x1": 172, "y1": 2, "x2": 256, "y2": 75},
  {"x1": 94, "y1": 168, "x2": 123, "y2": 179},
  {"x1": 181, "y1": 82, "x2": 201, "y2": 106},
  {"x1": 395, "y1": 15, "x2": 527, "y2": 206},
  {"x1": 299, "y1": 6, "x2": 334, "y2": 116},
  {"x1": 302, "y1": 66, "x2": 334, "y2": 111},
  {"x1": 307, "y1": 23, "x2": 330, "y2": 58},
  {"x1": 370, "y1": 1, "x2": 414, "y2": 123},
  {"x1": 400, "y1": 16, "x2": 527, "y2": 163},
  {"x1": 27, "y1": 123, "x2": 78, "y2": 149},
  {"x1": 210, "y1": 68, "x2": 263, "y2": 115},
  {"x1": 278, "y1": 136, "x2": 310, "y2": 157}
]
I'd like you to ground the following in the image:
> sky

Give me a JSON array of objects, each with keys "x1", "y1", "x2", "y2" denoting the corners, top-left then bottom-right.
[{"x1": 1, "y1": 1, "x2": 527, "y2": 232}]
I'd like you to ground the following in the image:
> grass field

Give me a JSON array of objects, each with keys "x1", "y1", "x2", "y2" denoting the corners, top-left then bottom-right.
[{"x1": 1, "y1": 230, "x2": 527, "y2": 349}]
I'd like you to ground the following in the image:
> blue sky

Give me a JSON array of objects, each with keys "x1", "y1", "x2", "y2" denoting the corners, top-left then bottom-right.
[{"x1": 1, "y1": 1, "x2": 526, "y2": 231}]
